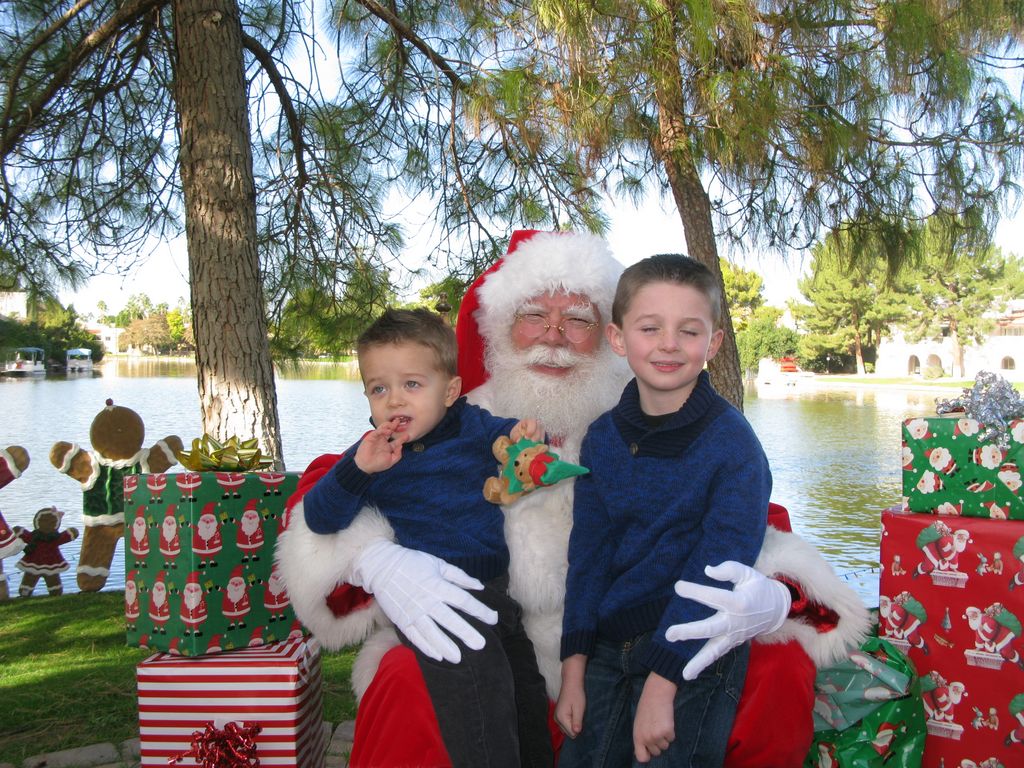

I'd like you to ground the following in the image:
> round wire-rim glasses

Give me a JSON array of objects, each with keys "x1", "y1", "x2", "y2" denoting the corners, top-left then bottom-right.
[{"x1": 514, "y1": 313, "x2": 599, "y2": 344}]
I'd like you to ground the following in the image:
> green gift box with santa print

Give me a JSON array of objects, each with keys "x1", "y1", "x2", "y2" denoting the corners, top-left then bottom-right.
[
  {"x1": 123, "y1": 470, "x2": 303, "y2": 656},
  {"x1": 902, "y1": 416, "x2": 1024, "y2": 520}
]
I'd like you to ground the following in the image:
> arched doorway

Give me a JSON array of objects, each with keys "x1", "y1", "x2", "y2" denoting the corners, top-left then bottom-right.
[
  {"x1": 925, "y1": 354, "x2": 944, "y2": 377},
  {"x1": 1002, "y1": 356, "x2": 1016, "y2": 371},
  {"x1": 908, "y1": 355, "x2": 921, "y2": 375}
]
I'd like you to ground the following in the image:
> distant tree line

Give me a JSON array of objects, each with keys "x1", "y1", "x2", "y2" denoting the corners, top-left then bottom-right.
[
  {"x1": 728, "y1": 218, "x2": 1024, "y2": 377},
  {"x1": 91, "y1": 294, "x2": 193, "y2": 355}
]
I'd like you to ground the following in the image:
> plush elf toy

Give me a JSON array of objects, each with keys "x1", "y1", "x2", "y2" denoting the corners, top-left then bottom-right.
[
  {"x1": 0, "y1": 445, "x2": 30, "y2": 601},
  {"x1": 50, "y1": 400, "x2": 182, "y2": 591},
  {"x1": 483, "y1": 436, "x2": 589, "y2": 505}
]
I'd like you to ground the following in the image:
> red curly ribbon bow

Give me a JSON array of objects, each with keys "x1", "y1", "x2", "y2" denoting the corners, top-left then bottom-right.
[{"x1": 169, "y1": 721, "x2": 262, "y2": 767}]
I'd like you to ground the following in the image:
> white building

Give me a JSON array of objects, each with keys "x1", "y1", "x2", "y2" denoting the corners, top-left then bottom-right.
[
  {"x1": 84, "y1": 322, "x2": 125, "y2": 354},
  {"x1": 875, "y1": 300, "x2": 1024, "y2": 381}
]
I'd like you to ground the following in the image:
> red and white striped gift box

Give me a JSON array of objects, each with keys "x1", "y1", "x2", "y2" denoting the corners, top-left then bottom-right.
[{"x1": 137, "y1": 636, "x2": 324, "y2": 767}]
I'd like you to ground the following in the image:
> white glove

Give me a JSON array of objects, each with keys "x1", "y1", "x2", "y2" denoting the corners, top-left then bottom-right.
[
  {"x1": 351, "y1": 539, "x2": 498, "y2": 663},
  {"x1": 665, "y1": 561, "x2": 791, "y2": 681}
]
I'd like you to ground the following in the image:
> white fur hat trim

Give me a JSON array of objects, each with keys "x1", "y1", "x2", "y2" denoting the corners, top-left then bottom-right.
[{"x1": 475, "y1": 231, "x2": 622, "y2": 344}]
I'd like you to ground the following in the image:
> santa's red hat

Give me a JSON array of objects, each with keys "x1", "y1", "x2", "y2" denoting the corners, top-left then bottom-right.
[
  {"x1": 230, "y1": 565, "x2": 245, "y2": 581},
  {"x1": 201, "y1": 502, "x2": 217, "y2": 517},
  {"x1": 243, "y1": 499, "x2": 258, "y2": 513},
  {"x1": 186, "y1": 571, "x2": 201, "y2": 587},
  {"x1": 153, "y1": 570, "x2": 166, "y2": 584},
  {"x1": 206, "y1": 634, "x2": 223, "y2": 653},
  {"x1": 456, "y1": 230, "x2": 622, "y2": 394},
  {"x1": 127, "y1": 569, "x2": 139, "y2": 583}
]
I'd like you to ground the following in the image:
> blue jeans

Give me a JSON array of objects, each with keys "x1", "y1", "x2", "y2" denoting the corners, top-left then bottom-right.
[{"x1": 559, "y1": 633, "x2": 749, "y2": 768}]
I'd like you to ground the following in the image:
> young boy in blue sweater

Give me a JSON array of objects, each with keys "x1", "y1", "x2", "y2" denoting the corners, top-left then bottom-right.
[
  {"x1": 303, "y1": 308, "x2": 552, "y2": 768},
  {"x1": 555, "y1": 255, "x2": 772, "y2": 767}
]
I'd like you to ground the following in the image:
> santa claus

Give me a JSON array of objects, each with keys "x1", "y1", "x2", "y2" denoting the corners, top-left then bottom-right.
[
  {"x1": 128, "y1": 506, "x2": 150, "y2": 567},
  {"x1": 263, "y1": 564, "x2": 291, "y2": 621},
  {"x1": 148, "y1": 570, "x2": 170, "y2": 632},
  {"x1": 276, "y1": 230, "x2": 870, "y2": 767},
  {"x1": 222, "y1": 564, "x2": 251, "y2": 629},
  {"x1": 236, "y1": 500, "x2": 265, "y2": 562},
  {"x1": 180, "y1": 570, "x2": 208, "y2": 636},
  {"x1": 125, "y1": 569, "x2": 141, "y2": 629},
  {"x1": 191, "y1": 503, "x2": 223, "y2": 568},
  {"x1": 158, "y1": 506, "x2": 180, "y2": 568}
]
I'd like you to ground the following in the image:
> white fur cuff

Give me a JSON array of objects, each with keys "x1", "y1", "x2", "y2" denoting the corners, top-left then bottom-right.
[
  {"x1": 275, "y1": 502, "x2": 393, "y2": 650},
  {"x1": 754, "y1": 527, "x2": 873, "y2": 669}
]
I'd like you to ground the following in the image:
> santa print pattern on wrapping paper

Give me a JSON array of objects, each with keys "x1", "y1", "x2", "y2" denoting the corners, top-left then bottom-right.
[
  {"x1": 124, "y1": 472, "x2": 305, "y2": 657},
  {"x1": 902, "y1": 417, "x2": 1024, "y2": 520},
  {"x1": 880, "y1": 508, "x2": 1024, "y2": 767}
]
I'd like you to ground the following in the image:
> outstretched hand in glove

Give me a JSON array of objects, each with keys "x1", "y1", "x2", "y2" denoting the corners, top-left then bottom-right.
[
  {"x1": 666, "y1": 561, "x2": 791, "y2": 680},
  {"x1": 352, "y1": 539, "x2": 498, "y2": 663}
]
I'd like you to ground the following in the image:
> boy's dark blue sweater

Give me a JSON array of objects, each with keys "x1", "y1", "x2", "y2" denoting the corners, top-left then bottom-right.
[
  {"x1": 560, "y1": 371, "x2": 772, "y2": 681},
  {"x1": 303, "y1": 398, "x2": 517, "y2": 582}
]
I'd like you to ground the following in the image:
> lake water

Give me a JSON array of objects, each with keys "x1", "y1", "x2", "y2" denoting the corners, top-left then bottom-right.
[{"x1": 1, "y1": 360, "x2": 943, "y2": 605}]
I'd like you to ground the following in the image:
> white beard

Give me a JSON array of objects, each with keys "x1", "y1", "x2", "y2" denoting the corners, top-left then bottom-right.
[
  {"x1": 184, "y1": 587, "x2": 203, "y2": 610},
  {"x1": 241, "y1": 514, "x2": 260, "y2": 536},
  {"x1": 469, "y1": 336, "x2": 629, "y2": 697},
  {"x1": 482, "y1": 337, "x2": 628, "y2": 443}
]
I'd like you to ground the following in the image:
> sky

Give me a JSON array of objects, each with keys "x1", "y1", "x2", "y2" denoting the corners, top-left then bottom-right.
[{"x1": 58, "y1": 196, "x2": 1023, "y2": 317}]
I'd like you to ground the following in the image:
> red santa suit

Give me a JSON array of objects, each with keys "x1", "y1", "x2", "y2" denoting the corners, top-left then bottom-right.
[
  {"x1": 263, "y1": 565, "x2": 291, "y2": 620},
  {"x1": 176, "y1": 472, "x2": 203, "y2": 501},
  {"x1": 146, "y1": 473, "x2": 167, "y2": 504},
  {"x1": 128, "y1": 507, "x2": 150, "y2": 564},
  {"x1": 191, "y1": 503, "x2": 223, "y2": 566},
  {"x1": 148, "y1": 571, "x2": 171, "y2": 630},
  {"x1": 236, "y1": 502, "x2": 265, "y2": 560},
  {"x1": 180, "y1": 571, "x2": 209, "y2": 634},
  {"x1": 158, "y1": 507, "x2": 181, "y2": 564},
  {"x1": 222, "y1": 566, "x2": 251, "y2": 627},
  {"x1": 125, "y1": 571, "x2": 141, "y2": 626},
  {"x1": 276, "y1": 230, "x2": 871, "y2": 768}
]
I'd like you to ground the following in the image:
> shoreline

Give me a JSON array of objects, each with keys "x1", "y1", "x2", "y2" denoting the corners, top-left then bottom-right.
[{"x1": 756, "y1": 373, "x2": 1023, "y2": 395}]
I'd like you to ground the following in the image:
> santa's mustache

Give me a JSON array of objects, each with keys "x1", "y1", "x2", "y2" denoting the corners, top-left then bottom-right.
[{"x1": 521, "y1": 345, "x2": 584, "y2": 369}]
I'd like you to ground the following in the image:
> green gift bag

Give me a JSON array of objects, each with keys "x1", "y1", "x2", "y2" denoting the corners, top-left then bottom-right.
[{"x1": 805, "y1": 636, "x2": 926, "y2": 768}]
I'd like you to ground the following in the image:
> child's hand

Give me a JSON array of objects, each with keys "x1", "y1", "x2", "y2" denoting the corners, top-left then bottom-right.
[
  {"x1": 554, "y1": 655, "x2": 587, "y2": 738},
  {"x1": 510, "y1": 418, "x2": 543, "y2": 444},
  {"x1": 354, "y1": 419, "x2": 409, "y2": 473},
  {"x1": 633, "y1": 672, "x2": 677, "y2": 763}
]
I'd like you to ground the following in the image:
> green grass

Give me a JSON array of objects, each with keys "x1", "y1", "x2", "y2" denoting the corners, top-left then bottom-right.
[{"x1": 0, "y1": 592, "x2": 358, "y2": 764}]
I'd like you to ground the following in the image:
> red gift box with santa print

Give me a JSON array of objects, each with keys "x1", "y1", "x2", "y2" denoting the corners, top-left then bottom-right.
[
  {"x1": 879, "y1": 507, "x2": 1024, "y2": 767},
  {"x1": 136, "y1": 636, "x2": 324, "y2": 767},
  {"x1": 124, "y1": 471, "x2": 303, "y2": 655}
]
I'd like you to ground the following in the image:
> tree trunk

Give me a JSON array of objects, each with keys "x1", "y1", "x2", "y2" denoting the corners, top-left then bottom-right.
[
  {"x1": 853, "y1": 313, "x2": 865, "y2": 375},
  {"x1": 649, "y1": 7, "x2": 744, "y2": 410},
  {"x1": 172, "y1": 0, "x2": 284, "y2": 466},
  {"x1": 951, "y1": 330, "x2": 965, "y2": 378}
]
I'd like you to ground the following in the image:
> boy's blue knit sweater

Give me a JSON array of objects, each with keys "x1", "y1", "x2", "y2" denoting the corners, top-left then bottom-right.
[
  {"x1": 303, "y1": 398, "x2": 517, "y2": 582},
  {"x1": 560, "y1": 371, "x2": 771, "y2": 681}
]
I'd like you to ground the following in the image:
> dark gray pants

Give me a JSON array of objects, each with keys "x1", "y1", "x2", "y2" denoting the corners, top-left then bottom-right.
[{"x1": 400, "y1": 574, "x2": 554, "y2": 768}]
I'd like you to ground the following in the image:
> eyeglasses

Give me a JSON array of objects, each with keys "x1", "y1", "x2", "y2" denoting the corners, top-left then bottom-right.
[{"x1": 514, "y1": 313, "x2": 599, "y2": 344}]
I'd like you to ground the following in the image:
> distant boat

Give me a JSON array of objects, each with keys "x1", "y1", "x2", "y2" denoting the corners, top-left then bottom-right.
[
  {"x1": 65, "y1": 348, "x2": 93, "y2": 373},
  {"x1": 2, "y1": 347, "x2": 46, "y2": 377}
]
